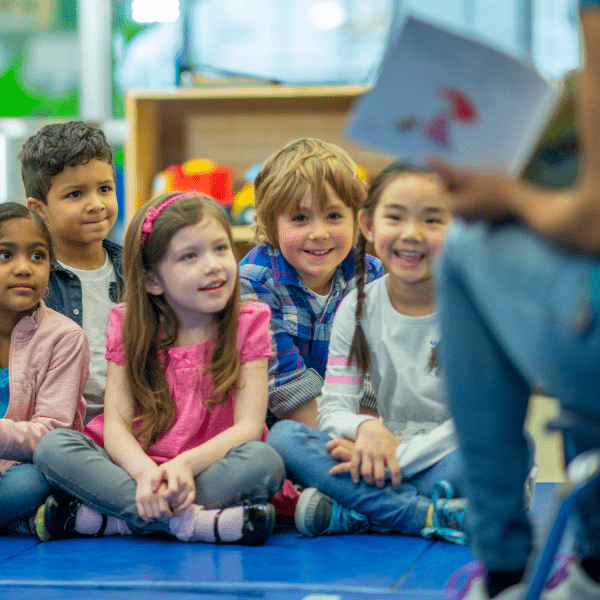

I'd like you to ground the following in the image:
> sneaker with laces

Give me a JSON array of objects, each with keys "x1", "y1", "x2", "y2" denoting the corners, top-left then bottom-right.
[
  {"x1": 33, "y1": 491, "x2": 82, "y2": 542},
  {"x1": 421, "y1": 480, "x2": 468, "y2": 545},
  {"x1": 294, "y1": 487, "x2": 372, "y2": 537},
  {"x1": 444, "y1": 554, "x2": 581, "y2": 600},
  {"x1": 543, "y1": 557, "x2": 600, "y2": 600}
]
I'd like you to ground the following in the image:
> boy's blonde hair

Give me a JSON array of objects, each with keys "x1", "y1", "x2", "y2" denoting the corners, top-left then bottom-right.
[{"x1": 253, "y1": 138, "x2": 367, "y2": 247}]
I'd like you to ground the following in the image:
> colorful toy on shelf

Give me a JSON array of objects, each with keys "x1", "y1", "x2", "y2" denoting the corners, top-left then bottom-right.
[
  {"x1": 231, "y1": 182, "x2": 256, "y2": 225},
  {"x1": 231, "y1": 163, "x2": 261, "y2": 226},
  {"x1": 152, "y1": 159, "x2": 234, "y2": 209},
  {"x1": 356, "y1": 164, "x2": 369, "y2": 185}
]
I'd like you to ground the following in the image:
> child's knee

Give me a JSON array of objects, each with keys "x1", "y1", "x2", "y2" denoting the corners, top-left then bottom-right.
[
  {"x1": 266, "y1": 419, "x2": 308, "y2": 451},
  {"x1": 33, "y1": 428, "x2": 83, "y2": 468},
  {"x1": 245, "y1": 441, "x2": 285, "y2": 479},
  {"x1": 232, "y1": 441, "x2": 286, "y2": 498}
]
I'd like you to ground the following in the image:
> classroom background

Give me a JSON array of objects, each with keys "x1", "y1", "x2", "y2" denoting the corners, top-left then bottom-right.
[
  {"x1": 0, "y1": 0, "x2": 578, "y2": 484},
  {"x1": 0, "y1": 2, "x2": 585, "y2": 598}
]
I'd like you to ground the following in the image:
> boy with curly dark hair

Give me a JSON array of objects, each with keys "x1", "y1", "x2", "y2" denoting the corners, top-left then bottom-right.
[{"x1": 20, "y1": 121, "x2": 123, "y2": 423}]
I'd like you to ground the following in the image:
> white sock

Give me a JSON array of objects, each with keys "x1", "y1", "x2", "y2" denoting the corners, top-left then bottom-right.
[
  {"x1": 74, "y1": 504, "x2": 132, "y2": 536},
  {"x1": 169, "y1": 504, "x2": 244, "y2": 542}
]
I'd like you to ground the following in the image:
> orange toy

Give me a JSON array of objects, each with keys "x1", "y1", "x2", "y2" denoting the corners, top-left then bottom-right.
[{"x1": 153, "y1": 159, "x2": 234, "y2": 208}]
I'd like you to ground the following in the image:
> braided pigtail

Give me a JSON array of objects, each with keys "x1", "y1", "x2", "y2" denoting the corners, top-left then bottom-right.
[
  {"x1": 427, "y1": 342, "x2": 439, "y2": 373},
  {"x1": 347, "y1": 232, "x2": 371, "y2": 375}
]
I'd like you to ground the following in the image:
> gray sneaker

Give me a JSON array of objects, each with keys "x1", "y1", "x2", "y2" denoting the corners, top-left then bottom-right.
[{"x1": 294, "y1": 488, "x2": 372, "y2": 537}]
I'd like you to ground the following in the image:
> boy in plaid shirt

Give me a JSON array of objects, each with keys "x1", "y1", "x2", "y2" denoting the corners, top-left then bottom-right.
[{"x1": 239, "y1": 138, "x2": 383, "y2": 429}]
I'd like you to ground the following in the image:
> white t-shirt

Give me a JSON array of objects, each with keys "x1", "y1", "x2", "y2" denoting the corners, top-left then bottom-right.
[
  {"x1": 311, "y1": 289, "x2": 331, "y2": 315},
  {"x1": 58, "y1": 254, "x2": 117, "y2": 423},
  {"x1": 317, "y1": 275, "x2": 457, "y2": 478}
]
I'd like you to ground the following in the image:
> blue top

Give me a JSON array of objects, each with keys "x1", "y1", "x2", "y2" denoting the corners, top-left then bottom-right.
[
  {"x1": 0, "y1": 367, "x2": 9, "y2": 418},
  {"x1": 590, "y1": 261, "x2": 600, "y2": 309},
  {"x1": 581, "y1": 0, "x2": 600, "y2": 7}
]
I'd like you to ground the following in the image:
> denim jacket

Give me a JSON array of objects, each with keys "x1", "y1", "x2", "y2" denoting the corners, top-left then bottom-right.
[{"x1": 45, "y1": 239, "x2": 124, "y2": 327}]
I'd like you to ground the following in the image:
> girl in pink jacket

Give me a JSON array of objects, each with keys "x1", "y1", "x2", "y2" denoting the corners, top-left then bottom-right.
[
  {"x1": 34, "y1": 192, "x2": 284, "y2": 545},
  {"x1": 0, "y1": 202, "x2": 88, "y2": 534}
]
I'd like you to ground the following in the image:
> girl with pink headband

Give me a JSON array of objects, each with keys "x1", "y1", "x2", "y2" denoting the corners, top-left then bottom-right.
[{"x1": 32, "y1": 191, "x2": 285, "y2": 545}]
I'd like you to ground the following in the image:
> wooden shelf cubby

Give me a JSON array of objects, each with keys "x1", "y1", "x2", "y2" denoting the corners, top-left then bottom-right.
[{"x1": 124, "y1": 84, "x2": 394, "y2": 252}]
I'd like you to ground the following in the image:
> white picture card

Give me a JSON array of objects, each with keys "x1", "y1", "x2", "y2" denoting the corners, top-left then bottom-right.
[{"x1": 345, "y1": 16, "x2": 560, "y2": 175}]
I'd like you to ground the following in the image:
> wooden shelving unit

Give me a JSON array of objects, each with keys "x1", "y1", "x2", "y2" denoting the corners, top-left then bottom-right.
[{"x1": 124, "y1": 85, "x2": 394, "y2": 250}]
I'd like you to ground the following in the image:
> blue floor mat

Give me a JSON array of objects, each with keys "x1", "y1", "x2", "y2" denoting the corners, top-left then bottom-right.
[{"x1": 0, "y1": 483, "x2": 559, "y2": 600}]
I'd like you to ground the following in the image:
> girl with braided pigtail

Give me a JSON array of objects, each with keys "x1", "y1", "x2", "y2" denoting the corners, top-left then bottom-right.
[
  {"x1": 268, "y1": 162, "x2": 477, "y2": 542},
  {"x1": 348, "y1": 163, "x2": 439, "y2": 376}
]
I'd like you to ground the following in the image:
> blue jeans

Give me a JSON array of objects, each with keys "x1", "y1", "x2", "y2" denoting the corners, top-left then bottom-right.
[
  {"x1": 0, "y1": 463, "x2": 50, "y2": 528},
  {"x1": 266, "y1": 420, "x2": 465, "y2": 535},
  {"x1": 437, "y1": 220, "x2": 600, "y2": 571},
  {"x1": 34, "y1": 429, "x2": 285, "y2": 535}
]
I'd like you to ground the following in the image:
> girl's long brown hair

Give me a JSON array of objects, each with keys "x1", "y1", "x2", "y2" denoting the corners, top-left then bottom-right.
[
  {"x1": 122, "y1": 192, "x2": 241, "y2": 450},
  {"x1": 347, "y1": 162, "x2": 439, "y2": 375}
]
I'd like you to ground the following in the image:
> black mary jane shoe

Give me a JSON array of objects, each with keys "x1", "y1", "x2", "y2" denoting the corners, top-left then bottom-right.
[
  {"x1": 34, "y1": 490, "x2": 105, "y2": 541},
  {"x1": 213, "y1": 503, "x2": 276, "y2": 546}
]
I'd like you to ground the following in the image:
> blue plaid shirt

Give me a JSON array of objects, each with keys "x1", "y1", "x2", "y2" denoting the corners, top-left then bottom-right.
[{"x1": 239, "y1": 245, "x2": 383, "y2": 422}]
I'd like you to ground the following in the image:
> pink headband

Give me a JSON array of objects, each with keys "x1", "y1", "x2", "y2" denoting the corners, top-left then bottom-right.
[{"x1": 140, "y1": 192, "x2": 202, "y2": 246}]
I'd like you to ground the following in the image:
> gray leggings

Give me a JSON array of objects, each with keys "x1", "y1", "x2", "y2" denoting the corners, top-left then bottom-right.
[{"x1": 34, "y1": 429, "x2": 285, "y2": 535}]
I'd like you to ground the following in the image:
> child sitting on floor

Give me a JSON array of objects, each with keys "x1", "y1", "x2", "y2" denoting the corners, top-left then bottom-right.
[
  {"x1": 0, "y1": 203, "x2": 87, "y2": 534},
  {"x1": 267, "y1": 163, "x2": 468, "y2": 543},
  {"x1": 239, "y1": 138, "x2": 383, "y2": 429},
  {"x1": 33, "y1": 192, "x2": 284, "y2": 544},
  {"x1": 20, "y1": 121, "x2": 124, "y2": 424}
]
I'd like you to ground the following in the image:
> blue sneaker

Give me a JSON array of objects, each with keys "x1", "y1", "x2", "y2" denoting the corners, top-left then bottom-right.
[
  {"x1": 421, "y1": 480, "x2": 468, "y2": 545},
  {"x1": 295, "y1": 488, "x2": 372, "y2": 537}
]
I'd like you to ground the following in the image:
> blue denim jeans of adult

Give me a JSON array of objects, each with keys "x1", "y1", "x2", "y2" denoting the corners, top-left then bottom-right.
[
  {"x1": 0, "y1": 463, "x2": 51, "y2": 528},
  {"x1": 34, "y1": 429, "x2": 285, "y2": 535},
  {"x1": 266, "y1": 420, "x2": 465, "y2": 535},
  {"x1": 437, "y1": 220, "x2": 600, "y2": 572}
]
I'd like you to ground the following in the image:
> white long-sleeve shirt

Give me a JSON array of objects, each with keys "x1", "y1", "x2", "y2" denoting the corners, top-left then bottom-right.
[{"x1": 317, "y1": 276, "x2": 457, "y2": 479}]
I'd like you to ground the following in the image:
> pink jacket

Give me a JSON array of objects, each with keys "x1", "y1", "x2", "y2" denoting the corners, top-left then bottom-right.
[{"x1": 0, "y1": 301, "x2": 89, "y2": 472}]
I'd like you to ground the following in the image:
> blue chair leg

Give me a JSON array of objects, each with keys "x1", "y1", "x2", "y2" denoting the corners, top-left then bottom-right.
[
  {"x1": 522, "y1": 450, "x2": 600, "y2": 600},
  {"x1": 519, "y1": 409, "x2": 600, "y2": 600}
]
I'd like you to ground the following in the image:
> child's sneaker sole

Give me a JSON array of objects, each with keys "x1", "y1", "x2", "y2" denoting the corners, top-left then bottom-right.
[{"x1": 295, "y1": 488, "x2": 327, "y2": 537}]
